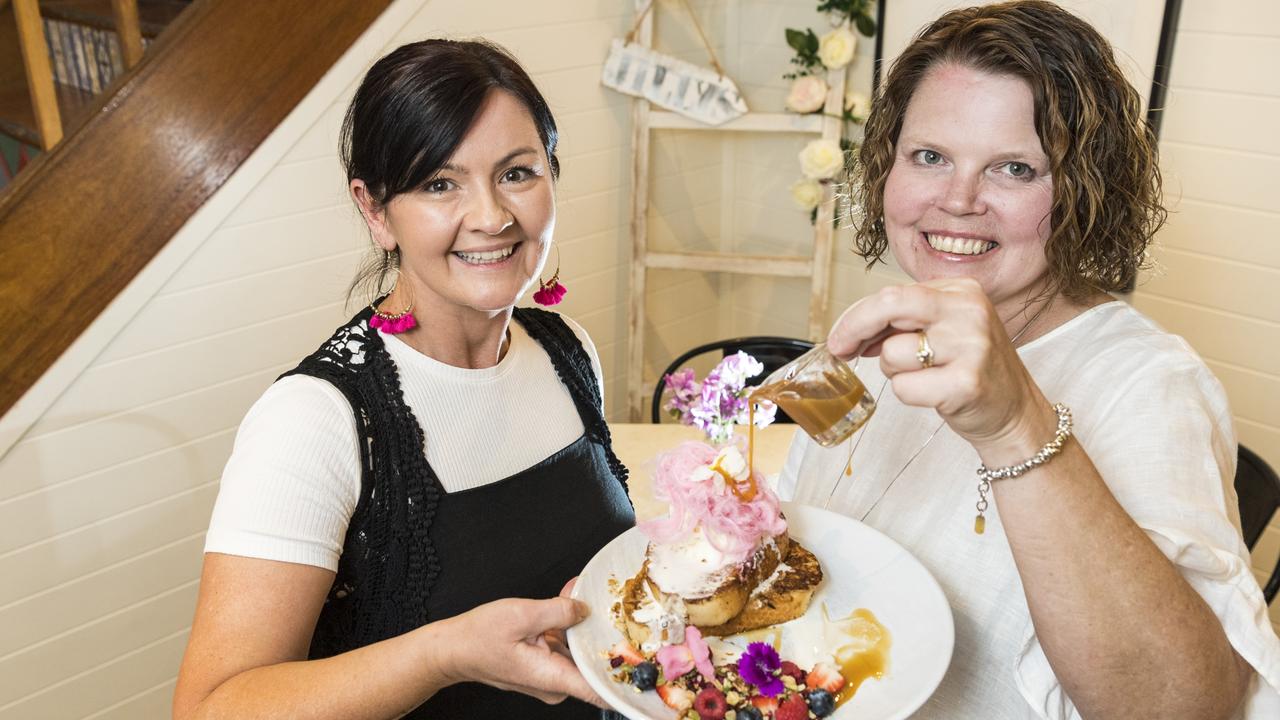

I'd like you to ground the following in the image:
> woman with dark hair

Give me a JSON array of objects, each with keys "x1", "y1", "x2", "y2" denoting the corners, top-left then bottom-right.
[
  {"x1": 781, "y1": 1, "x2": 1280, "y2": 717},
  {"x1": 173, "y1": 40, "x2": 632, "y2": 719}
]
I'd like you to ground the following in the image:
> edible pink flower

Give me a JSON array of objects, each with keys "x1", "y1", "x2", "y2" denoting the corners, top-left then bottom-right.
[
  {"x1": 656, "y1": 626, "x2": 716, "y2": 684},
  {"x1": 685, "y1": 626, "x2": 716, "y2": 682},
  {"x1": 656, "y1": 641, "x2": 694, "y2": 679}
]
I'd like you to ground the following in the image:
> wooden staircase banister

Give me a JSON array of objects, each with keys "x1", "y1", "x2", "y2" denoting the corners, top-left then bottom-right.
[
  {"x1": 110, "y1": 0, "x2": 145, "y2": 68},
  {"x1": 0, "y1": 0, "x2": 391, "y2": 420},
  {"x1": 12, "y1": 0, "x2": 62, "y2": 149}
]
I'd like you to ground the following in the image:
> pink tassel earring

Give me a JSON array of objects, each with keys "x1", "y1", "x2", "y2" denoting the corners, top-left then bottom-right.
[
  {"x1": 370, "y1": 251, "x2": 418, "y2": 334},
  {"x1": 533, "y1": 244, "x2": 568, "y2": 306}
]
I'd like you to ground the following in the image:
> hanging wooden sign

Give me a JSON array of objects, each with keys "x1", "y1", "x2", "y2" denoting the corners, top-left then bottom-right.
[{"x1": 601, "y1": 38, "x2": 749, "y2": 126}]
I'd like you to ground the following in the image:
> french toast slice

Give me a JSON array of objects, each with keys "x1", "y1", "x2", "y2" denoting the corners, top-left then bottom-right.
[
  {"x1": 698, "y1": 539, "x2": 822, "y2": 637},
  {"x1": 622, "y1": 539, "x2": 823, "y2": 646},
  {"x1": 651, "y1": 531, "x2": 790, "y2": 628},
  {"x1": 645, "y1": 527, "x2": 783, "y2": 627}
]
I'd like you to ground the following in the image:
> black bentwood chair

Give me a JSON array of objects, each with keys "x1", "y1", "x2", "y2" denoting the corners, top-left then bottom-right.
[
  {"x1": 1236, "y1": 444, "x2": 1280, "y2": 604},
  {"x1": 651, "y1": 336, "x2": 815, "y2": 424}
]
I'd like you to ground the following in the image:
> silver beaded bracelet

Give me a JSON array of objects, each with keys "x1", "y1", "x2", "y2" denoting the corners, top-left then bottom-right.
[{"x1": 973, "y1": 403, "x2": 1073, "y2": 534}]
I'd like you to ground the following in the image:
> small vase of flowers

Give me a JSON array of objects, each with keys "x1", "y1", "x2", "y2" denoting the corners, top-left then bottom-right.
[{"x1": 662, "y1": 352, "x2": 778, "y2": 445}]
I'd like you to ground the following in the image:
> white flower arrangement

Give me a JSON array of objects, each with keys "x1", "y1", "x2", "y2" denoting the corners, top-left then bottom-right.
[
  {"x1": 790, "y1": 178, "x2": 824, "y2": 211},
  {"x1": 844, "y1": 90, "x2": 871, "y2": 123},
  {"x1": 818, "y1": 26, "x2": 858, "y2": 69},
  {"x1": 799, "y1": 139, "x2": 844, "y2": 180},
  {"x1": 785, "y1": 75, "x2": 829, "y2": 114},
  {"x1": 781, "y1": 0, "x2": 878, "y2": 224}
]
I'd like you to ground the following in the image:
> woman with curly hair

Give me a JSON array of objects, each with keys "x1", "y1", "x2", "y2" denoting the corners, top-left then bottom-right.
[{"x1": 781, "y1": 2, "x2": 1280, "y2": 717}]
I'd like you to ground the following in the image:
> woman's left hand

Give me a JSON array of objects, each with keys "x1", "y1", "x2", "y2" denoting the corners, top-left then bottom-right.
[{"x1": 827, "y1": 277, "x2": 1050, "y2": 454}]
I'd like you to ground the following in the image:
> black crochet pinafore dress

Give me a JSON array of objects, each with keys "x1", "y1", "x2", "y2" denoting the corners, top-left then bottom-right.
[{"x1": 282, "y1": 307, "x2": 634, "y2": 718}]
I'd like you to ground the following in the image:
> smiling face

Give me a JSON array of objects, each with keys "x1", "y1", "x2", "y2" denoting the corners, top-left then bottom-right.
[
  {"x1": 356, "y1": 89, "x2": 555, "y2": 319},
  {"x1": 883, "y1": 63, "x2": 1054, "y2": 316}
]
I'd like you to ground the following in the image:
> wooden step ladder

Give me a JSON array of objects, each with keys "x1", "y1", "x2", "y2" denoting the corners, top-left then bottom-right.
[{"x1": 625, "y1": 0, "x2": 849, "y2": 420}]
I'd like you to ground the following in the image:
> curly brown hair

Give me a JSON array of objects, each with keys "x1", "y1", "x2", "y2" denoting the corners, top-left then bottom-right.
[{"x1": 850, "y1": 0, "x2": 1164, "y2": 301}]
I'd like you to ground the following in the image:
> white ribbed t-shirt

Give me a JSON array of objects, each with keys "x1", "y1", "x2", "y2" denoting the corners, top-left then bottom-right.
[{"x1": 204, "y1": 315, "x2": 602, "y2": 572}]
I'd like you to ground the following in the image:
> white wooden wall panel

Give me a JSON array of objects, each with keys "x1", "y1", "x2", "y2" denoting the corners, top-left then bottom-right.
[
  {"x1": 0, "y1": 482, "x2": 221, "y2": 607},
  {"x1": 1161, "y1": 142, "x2": 1280, "y2": 213},
  {"x1": 1, "y1": 367, "x2": 282, "y2": 502},
  {"x1": 1157, "y1": 200, "x2": 1280, "y2": 269},
  {"x1": 0, "y1": 535, "x2": 203, "y2": 657},
  {"x1": 126, "y1": 204, "x2": 366, "y2": 300},
  {"x1": 1178, "y1": 0, "x2": 1280, "y2": 34},
  {"x1": 558, "y1": 147, "x2": 629, "y2": 200},
  {"x1": 1207, "y1": 362, "x2": 1280, "y2": 433},
  {"x1": 0, "y1": 584, "x2": 196, "y2": 706},
  {"x1": 1161, "y1": 89, "x2": 1280, "y2": 156},
  {"x1": 222, "y1": 157, "x2": 349, "y2": 227},
  {"x1": 84, "y1": 679, "x2": 178, "y2": 720},
  {"x1": 1168, "y1": 33, "x2": 1280, "y2": 96},
  {"x1": 1131, "y1": 296, "x2": 1276, "y2": 376},
  {"x1": 0, "y1": 632, "x2": 189, "y2": 720},
  {"x1": 29, "y1": 302, "x2": 349, "y2": 437},
  {"x1": 1142, "y1": 249, "x2": 1280, "y2": 323}
]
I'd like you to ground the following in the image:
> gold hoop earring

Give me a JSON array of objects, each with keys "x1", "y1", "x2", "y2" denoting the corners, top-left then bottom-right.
[
  {"x1": 533, "y1": 244, "x2": 567, "y2": 306},
  {"x1": 370, "y1": 250, "x2": 417, "y2": 333}
]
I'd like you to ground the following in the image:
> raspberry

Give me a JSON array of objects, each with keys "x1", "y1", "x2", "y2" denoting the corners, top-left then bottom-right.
[{"x1": 693, "y1": 686, "x2": 729, "y2": 720}]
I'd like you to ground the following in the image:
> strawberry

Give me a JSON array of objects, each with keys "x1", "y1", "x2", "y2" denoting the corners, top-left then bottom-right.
[
  {"x1": 693, "y1": 685, "x2": 729, "y2": 720},
  {"x1": 750, "y1": 694, "x2": 780, "y2": 716},
  {"x1": 779, "y1": 660, "x2": 806, "y2": 684},
  {"x1": 775, "y1": 693, "x2": 810, "y2": 720},
  {"x1": 657, "y1": 684, "x2": 694, "y2": 713},
  {"x1": 805, "y1": 662, "x2": 847, "y2": 694},
  {"x1": 607, "y1": 641, "x2": 645, "y2": 667}
]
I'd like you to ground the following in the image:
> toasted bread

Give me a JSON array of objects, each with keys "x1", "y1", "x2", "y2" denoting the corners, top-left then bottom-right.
[
  {"x1": 647, "y1": 531, "x2": 789, "y2": 628},
  {"x1": 699, "y1": 539, "x2": 822, "y2": 636},
  {"x1": 622, "y1": 539, "x2": 823, "y2": 646}
]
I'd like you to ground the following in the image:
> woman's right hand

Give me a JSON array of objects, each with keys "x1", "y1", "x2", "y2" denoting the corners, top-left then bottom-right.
[
  {"x1": 175, "y1": 555, "x2": 606, "y2": 720},
  {"x1": 435, "y1": 592, "x2": 606, "y2": 707}
]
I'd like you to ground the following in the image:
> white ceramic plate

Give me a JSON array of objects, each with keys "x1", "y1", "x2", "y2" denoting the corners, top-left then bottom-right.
[{"x1": 567, "y1": 502, "x2": 954, "y2": 720}]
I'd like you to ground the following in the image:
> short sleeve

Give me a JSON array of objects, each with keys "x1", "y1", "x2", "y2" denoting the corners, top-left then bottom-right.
[
  {"x1": 204, "y1": 374, "x2": 362, "y2": 571},
  {"x1": 1014, "y1": 343, "x2": 1280, "y2": 718}
]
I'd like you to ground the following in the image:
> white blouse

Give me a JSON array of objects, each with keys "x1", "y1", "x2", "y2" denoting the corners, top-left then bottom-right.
[{"x1": 779, "y1": 301, "x2": 1280, "y2": 719}]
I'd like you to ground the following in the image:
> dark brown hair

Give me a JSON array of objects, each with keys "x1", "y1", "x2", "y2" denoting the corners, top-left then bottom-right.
[
  {"x1": 851, "y1": 0, "x2": 1164, "y2": 300},
  {"x1": 340, "y1": 38, "x2": 560, "y2": 304}
]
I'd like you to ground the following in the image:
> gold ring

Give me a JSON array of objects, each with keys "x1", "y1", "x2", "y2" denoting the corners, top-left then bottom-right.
[{"x1": 916, "y1": 330, "x2": 935, "y2": 369}]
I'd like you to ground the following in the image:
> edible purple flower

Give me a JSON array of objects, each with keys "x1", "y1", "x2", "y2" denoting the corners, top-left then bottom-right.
[
  {"x1": 667, "y1": 352, "x2": 775, "y2": 444},
  {"x1": 663, "y1": 368, "x2": 700, "y2": 425},
  {"x1": 737, "y1": 642, "x2": 784, "y2": 697}
]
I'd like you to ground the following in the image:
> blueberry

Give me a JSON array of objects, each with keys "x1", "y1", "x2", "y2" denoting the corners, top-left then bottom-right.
[
  {"x1": 807, "y1": 688, "x2": 836, "y2": 717},
  {"x1": 735, "y1": 708, "x2": 763, "y2": 720},
  {"x1": 631, "y1": 661, "x2": 658, "y2": 691}
]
